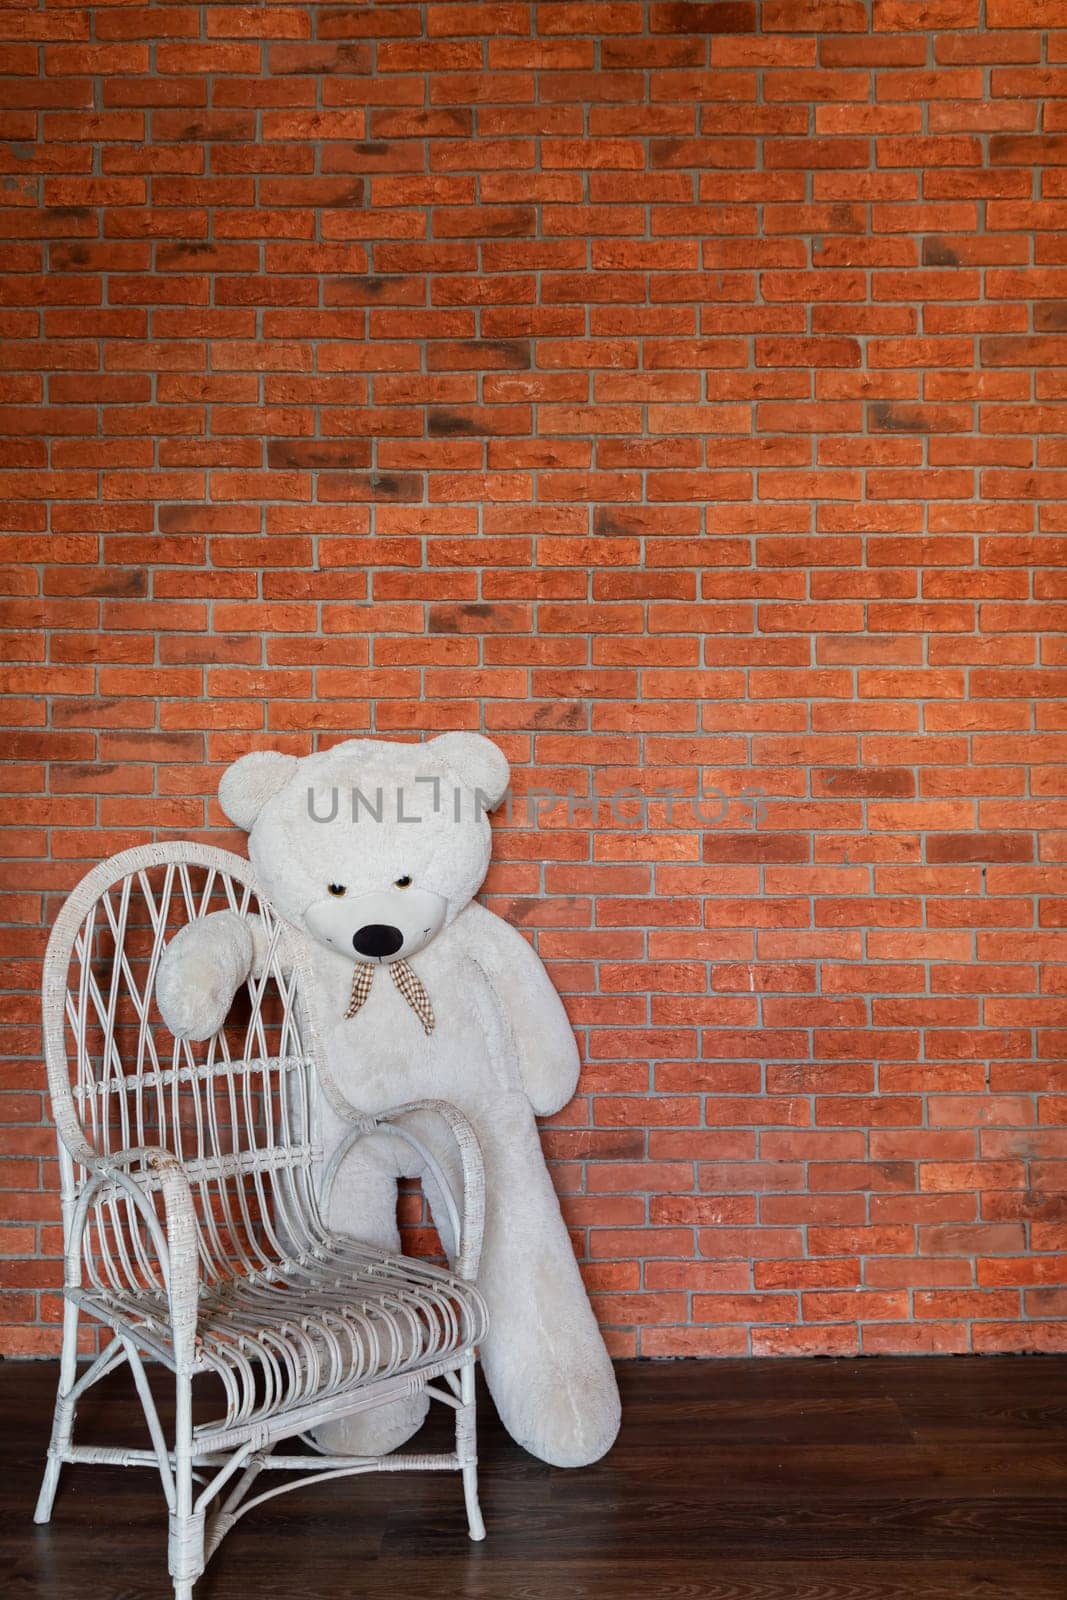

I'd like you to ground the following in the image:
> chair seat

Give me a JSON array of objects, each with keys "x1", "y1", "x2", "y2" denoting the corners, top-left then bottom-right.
[{"x1": 76, "y1": 1234, "x2": 488, "y2": 1437}]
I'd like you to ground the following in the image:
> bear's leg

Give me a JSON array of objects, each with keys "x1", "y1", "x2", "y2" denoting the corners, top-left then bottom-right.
[
  {"x1": 311, "y1": 1126, "x2": 430, "y2": 1456},
  {"x1": 427, "y1": 1094, "x2": 621, "y2": 1469}
]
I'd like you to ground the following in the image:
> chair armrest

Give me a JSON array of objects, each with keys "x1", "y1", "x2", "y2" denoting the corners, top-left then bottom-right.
[
  {"x1": 324, "y1": 1100, "x2": 486, "y2": 1283},
  {"x1": 72, "y1": 1146, "x2": 201, "y2": 1367}
]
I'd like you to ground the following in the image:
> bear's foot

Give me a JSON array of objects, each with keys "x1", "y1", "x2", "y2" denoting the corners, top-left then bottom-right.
[
  {"x1": 310, "y1": 1391, "x2": 429, "y2": 1458},
  {"x1": 487, "y1": 1345, "x2": 621, "y2": 1469}
]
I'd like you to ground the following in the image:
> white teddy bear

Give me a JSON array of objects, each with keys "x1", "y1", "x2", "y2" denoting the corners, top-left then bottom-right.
[{"x1": 155, "y1": 732, "x2": 621, "y2": 1469}]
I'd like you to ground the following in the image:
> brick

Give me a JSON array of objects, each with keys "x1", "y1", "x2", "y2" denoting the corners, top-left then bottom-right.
[
  {"x1": 692, "y1": 1293, "x2": 798, "y2": 1323},
  {"x1": 755, "y1": 1324, "x2": 860, "y2": 1354},
  {"x1": 642, "y1": 1327, "x2": 750, "y2": 1355},
  {"x1": 802, "y1": 1290, "x2": 910, "y2": 1322}
]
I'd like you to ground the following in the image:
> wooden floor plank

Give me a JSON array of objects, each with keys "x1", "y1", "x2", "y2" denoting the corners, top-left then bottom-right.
[{"x1": 5, "y1": 1356, "x2": 1066, "y2": 1599}]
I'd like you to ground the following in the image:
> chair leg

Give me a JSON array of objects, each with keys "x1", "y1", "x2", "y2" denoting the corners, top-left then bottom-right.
[
  {"x1": 34, "y1": 1297, "x2": 80, "y2": 1524},
  {"x1": 168, "y1": 1372, "x2": 205, "y2": 1600},
  {"x1": 457, "y1": 1355, "x2": 485, "y2": 1542}
]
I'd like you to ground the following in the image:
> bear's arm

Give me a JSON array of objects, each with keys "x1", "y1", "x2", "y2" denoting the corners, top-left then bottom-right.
[
  {"x1": 455, "y1": 900, "x2": 581, "y2": 1116},
  {"x1": 155, "y1": 910, "x2": 255, "y2": 1041}
]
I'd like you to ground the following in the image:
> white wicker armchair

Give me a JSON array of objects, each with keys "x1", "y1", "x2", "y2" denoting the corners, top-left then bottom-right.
[{"x1": 33, "y1": 841, "x2": 489, "y2": 1599}]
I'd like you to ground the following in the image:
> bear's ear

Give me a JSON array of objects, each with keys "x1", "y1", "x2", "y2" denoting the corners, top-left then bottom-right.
[
  {"x1": 430, "y1": 732, "x2": 510, "y2": 810},
  {"x1": 219, "y1": 750, "x2": 299, "y2": 832}
]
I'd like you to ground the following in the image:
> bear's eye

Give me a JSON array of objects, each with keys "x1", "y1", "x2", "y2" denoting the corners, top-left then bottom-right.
[
  {"x1": 394, "y1": 875, "x2": 412, "y2": 888},
  {"x1": 327, "y1": 883, "x2": 346, "y2": 898}
]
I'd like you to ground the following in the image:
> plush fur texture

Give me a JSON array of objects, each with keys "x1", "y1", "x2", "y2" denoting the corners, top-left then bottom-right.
[{"x1": 155, "y1": 733, "x2": 621, "y2": 1469}]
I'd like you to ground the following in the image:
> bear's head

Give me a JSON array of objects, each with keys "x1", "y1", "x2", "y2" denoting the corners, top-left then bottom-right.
[{"x1": 219, "y1": 733, "x2": 509, "y2": 968}]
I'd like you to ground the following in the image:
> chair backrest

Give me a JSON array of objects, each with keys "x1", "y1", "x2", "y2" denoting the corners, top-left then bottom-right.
[{"x1": 42, "y1": 842, "x2": 324, "y2": 1292}]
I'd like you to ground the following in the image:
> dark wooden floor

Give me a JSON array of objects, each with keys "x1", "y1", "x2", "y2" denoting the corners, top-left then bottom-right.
[{"x1": 4, "y1": 1355, "x2": 1067, "y2": 1599}]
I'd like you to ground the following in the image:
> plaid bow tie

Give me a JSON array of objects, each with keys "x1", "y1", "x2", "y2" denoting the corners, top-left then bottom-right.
[{"x1": 344, "y1": 958, "x2": 435, "y2": 1035}]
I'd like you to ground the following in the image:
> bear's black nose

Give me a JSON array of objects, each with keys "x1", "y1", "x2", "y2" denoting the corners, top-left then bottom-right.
[{"x1": 352, "y1": 924, "x2": 404, "y2": 959}]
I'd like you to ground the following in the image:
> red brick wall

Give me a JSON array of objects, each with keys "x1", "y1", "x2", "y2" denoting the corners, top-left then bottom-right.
[{"x1": 4, "y1": 0, "x2": 1067, "y2": 1359}]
